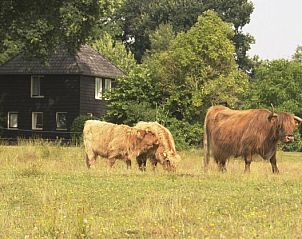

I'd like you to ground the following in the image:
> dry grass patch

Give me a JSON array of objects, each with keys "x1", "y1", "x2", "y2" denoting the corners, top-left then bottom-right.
[{"x1": 0, "y1": 141, "x2": 302, "y2": 238}]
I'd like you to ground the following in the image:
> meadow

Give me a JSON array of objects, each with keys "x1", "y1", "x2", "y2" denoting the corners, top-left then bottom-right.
[{"x1": 0, "y1": 140, "x2": 302, "y2": 238}]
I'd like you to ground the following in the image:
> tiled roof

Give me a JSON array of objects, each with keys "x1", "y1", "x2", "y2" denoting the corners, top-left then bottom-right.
[{"x1": 0, "y1": 45, "x2": 123, "y2": 78}]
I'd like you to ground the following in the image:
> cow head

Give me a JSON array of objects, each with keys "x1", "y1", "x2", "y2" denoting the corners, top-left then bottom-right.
[
  {"x1": 156, "y1": 149, "x2": 181, "y2": 172},
  {"x1": 137, "y1": 129, "x2": 160, "y2": 152},
  {"x1": 270, "y1": 112, "x2": 302, "y2": 143}
]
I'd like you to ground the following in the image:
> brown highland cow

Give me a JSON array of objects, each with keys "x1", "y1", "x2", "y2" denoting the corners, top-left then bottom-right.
[{"x1": 204, "y1": 105, "x2": 302, "y2": 173}]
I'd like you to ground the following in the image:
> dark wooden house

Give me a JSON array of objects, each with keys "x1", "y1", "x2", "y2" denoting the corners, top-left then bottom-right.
[{"x1": 0, "y1": 45, "x2": 123, "y2": 139}]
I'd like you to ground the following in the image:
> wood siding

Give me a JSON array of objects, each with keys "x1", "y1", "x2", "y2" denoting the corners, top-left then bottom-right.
[
  {"x1": 79, "y1": 75, "x2": 108, "y2": 117},
  {"x1": 0, "y1": 74, "x2": 80, "y2": 139}
]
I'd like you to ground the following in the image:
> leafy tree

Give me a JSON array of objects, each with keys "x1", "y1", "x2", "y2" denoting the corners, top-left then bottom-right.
[
  {"x1": 0, "y1": 0, "x2": 118, "y2": 59},
  {"x1": 91, "y1": 32, "x2": 136, "y2": 73},
  {"x1": 245, "y1": 59, "x2": 302, "y2": 116},
  {"x1": 292, "y1": 45, "x2": 302, "y2": 64},
  {"x1": 148, "y1": 23, "x2": 176, "y2": 54},
  {"x1": 104, "y1": 11, "x2": 248, "y2": 147},
  {"x1": 114, "y1": 0, "x2": 254, "y2": 70},
  {"x1": 145, "y1": 11, "x2": 249, "y2": 122},
  {"x1": 104, "y1": 64, "x2": 163, "y2": 124}
]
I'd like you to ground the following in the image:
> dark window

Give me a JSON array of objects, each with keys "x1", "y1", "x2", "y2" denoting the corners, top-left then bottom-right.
[
  {"x1": 56, "y1": 112, "x2": 67, "y2": 130},
  {"x1": 31, "y1": 75, "x2": 44, "y2": 98},
  {"x1": 32, "y1": 112, "x2": 43, "y2": 130},
  {"x1": 8, "y1": 112, "x2": 18, "y2": 128}
]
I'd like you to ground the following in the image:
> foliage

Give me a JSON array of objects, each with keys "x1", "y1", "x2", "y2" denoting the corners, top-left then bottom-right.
[
  {"x1": 105, "y1": 11, "x2": 249, "y2": 148},
  {"x1": 292, "y1": 45, "x2": 302, "y2": 64},
  {"x1": 145, "y1": 11, "x2": 249, "y2": 122},
  {"x1": 165, "y1": 118, "x2": 203, "y2": 150},
  {"x1": 0, "y1": 0, "x2": 118, "y2": 59},
  {"x1": 70, "y1": 115, "x2": 98, "y2": 143},
  {"x1": 114, "y1": 0, "x2": 254, "y2": 70},
  {"x1": 0, "y1": 39, "x2": 21, "y2": 64},
  {"x1": 91, "y1": 32, "x2": 136, "y2": 73},
  {"x1": 281, "y1": 130, "x2": 302, "y2": 152},
  {"x1": 104, "y1": 64, "x2": 163, "y2": 124},
  {"x1": 147, "y1": 24, "x2": 176, "y2": 55},
  {"x1": 244, "y1": 59, "x2": 302, "y2": 116}
]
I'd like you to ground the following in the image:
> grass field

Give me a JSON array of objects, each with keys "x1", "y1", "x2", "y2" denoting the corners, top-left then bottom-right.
[{"x1": 1, "y1": 141, "x2": 302, "y2": 238}]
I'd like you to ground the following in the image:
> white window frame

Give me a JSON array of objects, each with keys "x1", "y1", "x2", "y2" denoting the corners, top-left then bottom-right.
[
  {"x1": 104, "y1": 78, "x2": 112, "y2": 100},
  {"x1": 95, "y1": 78, "x2": 112, "y2": 100},
  {"x1": 7, "y1": 112, "x2": 19, "y2": 129},
  {"x1": 56, "y1": 112, "x2": 67, "y2": 130},
  {"x1": 32, "y1": 112, "x2": 43, "y2": 130},
  {"x1": 95, "y1": 77, "x2": 103, "y2": 99},
  {"x1": 31, "y1": 75, "x2": 44, "y2": 98}
]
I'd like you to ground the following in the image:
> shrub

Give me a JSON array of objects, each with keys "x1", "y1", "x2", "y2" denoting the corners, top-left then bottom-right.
[
  {"x1": 70, "y1": 115, "x2": 99, "y2": 144},
  {"x1": 165, "y1": 118, "x2": 203, "y2": 150},
  {"x1": 281, "y1": 130, "x2": 302, "y2": 152}
]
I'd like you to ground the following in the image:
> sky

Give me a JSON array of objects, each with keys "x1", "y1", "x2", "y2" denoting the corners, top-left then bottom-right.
[{"x1": 243, "y1": 0, "x2": 302, "y2": 60}]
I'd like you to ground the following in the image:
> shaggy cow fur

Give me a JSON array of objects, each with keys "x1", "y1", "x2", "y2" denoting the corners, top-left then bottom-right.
[
  {"x1": 83, "y1": 120, "x2": 159, "y2": 168},
  {"x1": 204, "y1": 105, "x2": 302, "y2": 173},
  {"x1": 134, "y1": 121, "x2": 181, "y2": 171}
]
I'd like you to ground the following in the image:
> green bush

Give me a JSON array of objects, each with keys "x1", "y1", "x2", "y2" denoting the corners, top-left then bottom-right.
[
  {"x1": 281, "y1": 130, "x2": 302, "y2": 152},
  {"x1": 165, "y1": 118, "x2": 203, "y2": 150},
  {"x1": 70, "y1": 115, "x2": 99, "y2": 144}
]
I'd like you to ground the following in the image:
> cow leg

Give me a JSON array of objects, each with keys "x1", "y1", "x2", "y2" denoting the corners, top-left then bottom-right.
[
  {"x1": 218, "y1": 160, "x2": 227, "y2": 172},
  {"x1": 149, "y1": 155, "x2": 157, "y2": 171},
  {"x1": 126, "y1": 159, "x2": 132, "y2": 169},
  {"x1": 244, "y1": 154, "x2": 252, "y2": 173},
  {"x1": 85, "y1": 152, "x2": 96, "y2": 168},
  {"x1": 269, "y1": 153, "x2": 279, "y2": 174},
  {"x1": 108, "y1": 158, "x2": 116, "y2": 168},
  {"x1": 136, "y1": 154, "x2": 147, "y2": 171}
]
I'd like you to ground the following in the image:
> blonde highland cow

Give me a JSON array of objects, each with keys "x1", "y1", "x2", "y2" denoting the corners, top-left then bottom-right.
[
  {"x1": 83, "y1": 120, "x2": 159, "y2": 169},
  {"x1": 134, "y1": 121, "x2": 181, "y2": 171}
]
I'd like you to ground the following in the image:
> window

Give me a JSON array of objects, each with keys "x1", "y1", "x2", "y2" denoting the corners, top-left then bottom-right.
[
  {"x1": 104, "y1": 78, "x2": 112, "y2": 100},
  {"x1": 32, "y1": 112, "x2": 43, "y2": 130},
  {"x1": 8, "y1": 112, "x2": 18, "y2": 129},
  {"x1": 95, "y1": 78, "x2": 102, "y2": 99},
  {"x1": 56, "y1": 112, "x2": 67, "y2": 130},
  {"x1": 95, "y1": 78, "x2": 112, "y2": 100},
  {"x1": 31, "y1": 75, "x2": 44, "y2": 98}
]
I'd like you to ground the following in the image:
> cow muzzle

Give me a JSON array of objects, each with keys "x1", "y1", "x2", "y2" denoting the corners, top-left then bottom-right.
[{"x1": 283, "y1": 135, "x2": 294, "y2": 143}]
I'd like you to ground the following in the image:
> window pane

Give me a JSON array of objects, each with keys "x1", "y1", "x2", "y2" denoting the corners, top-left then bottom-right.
[
  {"x1": 57, "y1": 113, "x2": 67, "y2": 129},
  {"x1": 32, "y1": 112, "x2": 43, "y2": 129},
  {"x1": 9, "y1": 113, "x2": 18, "y2": 128},
  {"x1": 104, "y1": 79, "x2": 111, "y2": 91},
  {"x1": 95, "y1": 78, "x2": 102, "y2": 99},
  {"x1": 32, "y1": 77, "x2": 41, "y2": 96}
]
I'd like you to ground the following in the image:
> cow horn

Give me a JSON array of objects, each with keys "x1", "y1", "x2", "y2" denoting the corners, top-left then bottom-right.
[
  {"x1": 294, "y1": 116, "x2": 302, "y2": 123},
  {"x1": 271, "y1": 103, "x2": 275, "y2": 113}
]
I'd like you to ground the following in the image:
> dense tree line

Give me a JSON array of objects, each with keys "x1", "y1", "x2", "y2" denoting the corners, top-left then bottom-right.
[{"x1": 1, "y1": 0, "x2": 302, "y2": 149}]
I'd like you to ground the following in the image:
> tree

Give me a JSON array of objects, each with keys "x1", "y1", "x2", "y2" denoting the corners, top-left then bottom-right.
[
  {"x1": 91, "y1": 32, "x2": 136, "y2": 73},
  {"x1": 292, "y1": 45, "x2": 302, "y2": 64},
  {"x1": 145, "y1": 11, "x2": 249, "y2": 122},
  {"x1": 0, "y1": 0, "x2": 118, "y2": 59},
  {"x1": 106, "y1": 11, "x2": 249, "y2": 124},
  {"x1": 245, "y1": 59, "x2": 302, "y2": 116},
  {"x1": 105, "y1": 11, "x2": 247, "y2": 148},
  {"x1": 114, "y1": 0, "x2": 254, "y2": 70}
]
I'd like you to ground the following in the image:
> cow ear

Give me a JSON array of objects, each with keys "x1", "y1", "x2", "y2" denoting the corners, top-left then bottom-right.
[{"x1": 268, "y1": 113, "x2": 278, "y2": 123}]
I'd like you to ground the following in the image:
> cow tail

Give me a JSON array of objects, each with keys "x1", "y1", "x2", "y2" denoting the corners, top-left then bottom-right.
[{"x1": 203, "y1": 113, "x2": 210, "y2": 171}]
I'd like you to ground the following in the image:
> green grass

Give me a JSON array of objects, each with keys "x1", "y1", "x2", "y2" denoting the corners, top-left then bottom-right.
[{"x1": 1, "y1": 141, "x2": 302, "y2": 238}]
